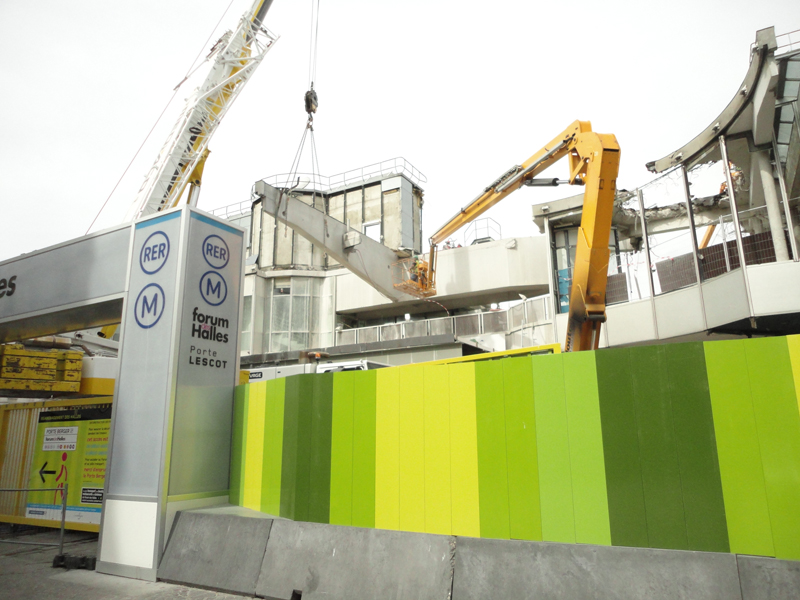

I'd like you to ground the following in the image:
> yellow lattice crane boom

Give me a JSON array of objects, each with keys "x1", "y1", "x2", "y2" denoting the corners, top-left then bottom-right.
[{"x1": 397, "y1": 120, "x2": 620, "y2": 352}]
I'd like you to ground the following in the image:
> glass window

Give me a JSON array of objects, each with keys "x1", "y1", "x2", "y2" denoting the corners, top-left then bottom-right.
[
  {"x1": 290, "y1": 332, "x2": 309, "y2": 350},
  {"x1": 292, "y1": 296, "x2": 309, "y2": 331},
  {"x1": 292, "y1": 277, "x2": 309, "y2": 296},
  {"x1": 242, "y1": 296, "x2": 252, "y2": 334},
  {"x1": 272, "y1": 295, "x2": 290, "y2": 332},
  {"x1": 271, "y1": 333, "x2": 289, "y2": 353}
]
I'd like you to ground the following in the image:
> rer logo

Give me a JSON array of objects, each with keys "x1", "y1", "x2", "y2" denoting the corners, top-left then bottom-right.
[
  {"x1": 199, "y1": 271, "x2": 227, "y2": 306},
  {"x1": 139, "y1": 231, "x2": 170, "y2": 275},
  {"x1": 134, "y1": 283, "x2": 166, "y2": 328},
  {"x1": 202, "y1": 234, "x2": 229, "y2": 270}
]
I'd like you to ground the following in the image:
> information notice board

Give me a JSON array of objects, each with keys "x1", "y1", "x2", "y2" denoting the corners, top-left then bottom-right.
[{"x1": 25, "y1": 404, "x2": 111, "y2": 525}]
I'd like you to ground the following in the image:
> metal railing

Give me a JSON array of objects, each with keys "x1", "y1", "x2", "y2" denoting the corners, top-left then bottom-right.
[
  {"x1": 335, "y1": 296, "x2": 553, "y2": 348},
  {"x1": 259, "y1": 157, "x2": 427, "y2": 192},
  {"x1": 776, "y1": 28, "x2": 800, "y2": 55},
  {"x1": 464, "y1": 218, "x2": 501, "y2": 246},
  {"x1": 0, "y1": 484, "x2": 68, "y2": 555},
  {"x1": 209, "y1": 200, "x2": 251, "y2": 219}
]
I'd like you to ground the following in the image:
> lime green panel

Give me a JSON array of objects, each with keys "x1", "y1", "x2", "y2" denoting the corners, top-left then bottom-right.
[
  {"x1": 229, "y1": 384, "x2": 248, "y2": 506},
  {"x1": 502, "y1": 357, "x2": 541, "y2": 541},
  {"x1": 475, "y1": 361, "x2": 511, "y2": 540},
  {"x1": 423, "y1": 364, "x2": 452, "y2": 535},
  {"x1": 532, "y1": 354, "x2": 575, "y2": 543},
  {"x1": 595, "y1": 348, "x2": 649, "y2": 548},
  {"x1": 563, "y1": 351, "x2": 611, "y2": 546},
  {"x1": 398, "y1": 365, "x2": 426, "y2": 533},
  {"x1": 375, "y1": 368, "x2": 400, "y2": 530},
  {"x1": 329, "y1": 372, "x2": 355, "y2": 525},
  {"x1": 744, "y1": 338, "x2": 800, "y2": 560},
  {"x1": 630, "y1": 345, "x2": 688, "y2": 550},
  {"x1": 449, "y1": 363, "x2": 480, "y2": 537},
  {"x1": 352, "y1": 371, "x2": 377, "y2": 528},
  {"x1": 664, "y1": 343, "x2": 729, "y2": 553},
  {"x1": 789, "y1": 335, "x2": 800, "y2": 417},
  {"x1": 704, "y1": 340, "x2": 774, "y2": 557},
  {"x1": 261, "y1": 378, "x2": 285, "y2": 516},
  {"x1": 308, "y1": 373, "x2": 333, "y2": 524},
  {"x1": 243, "y1": 382, "x2": 267, "y2": 511}
]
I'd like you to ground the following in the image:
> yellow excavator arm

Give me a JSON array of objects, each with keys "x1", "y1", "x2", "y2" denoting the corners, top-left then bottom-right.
[{"x1": 401, "y1": 120, "x2": 620, "y2": 351}]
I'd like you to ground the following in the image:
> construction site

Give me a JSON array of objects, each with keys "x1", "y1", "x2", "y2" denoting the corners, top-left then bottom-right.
[{"x1": 1, "y1": 1, "x2": 800, "y2": 598}]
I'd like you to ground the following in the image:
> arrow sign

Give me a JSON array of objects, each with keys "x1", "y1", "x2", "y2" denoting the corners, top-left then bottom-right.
[{"x1": 39, "y1": 462, "x2": 56, "y2": 483}]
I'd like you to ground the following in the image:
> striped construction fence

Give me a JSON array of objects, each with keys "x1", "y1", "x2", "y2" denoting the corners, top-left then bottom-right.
[{"x1": 230, "y1": 336, "x2": 800, "y2": 560}]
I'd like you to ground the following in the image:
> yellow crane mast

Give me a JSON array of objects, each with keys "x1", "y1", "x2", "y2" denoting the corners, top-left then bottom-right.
[{"x1": 396, "y1": 120, "x2": 620, "y2": 352}]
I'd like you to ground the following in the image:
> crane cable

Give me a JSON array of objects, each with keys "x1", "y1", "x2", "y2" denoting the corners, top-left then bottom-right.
[{"x1": 281, "y1": 0, "x2": 323, "y2": 238}]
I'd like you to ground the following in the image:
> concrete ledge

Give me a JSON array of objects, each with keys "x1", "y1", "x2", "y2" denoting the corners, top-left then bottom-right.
[
  {"x1": 156, "y1": 511, "x2": 800, "y2": 600},
  {"x1": 157, "y1": 511, "x2": 272, "y2": 596},
  {"x1": 256, "y1": 520, "x2": 455, "y2": 600},
  {"x1": 452, "y1": 537, "x2": 742, "y2": 600},
  {"x1": 738, "y1": 555, "x2": 800, "y2": 600}
]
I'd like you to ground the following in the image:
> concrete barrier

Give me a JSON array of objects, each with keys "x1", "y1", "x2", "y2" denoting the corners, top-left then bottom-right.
[
  {"x1": 158, "y1": 511, "x2": 273, "y2": 596},
  {"x1": 451, "y1": 536, "x2": 743, "y2": 600},
  {"x1": 738, "y1": 555, "x2": 800, "y2": 600},
  {"x1": 255, "y1": 520, "x2": 455, "y2": 600},
  {"x1": 157, "y1": 511, "x2": 800, "y2": 600}
]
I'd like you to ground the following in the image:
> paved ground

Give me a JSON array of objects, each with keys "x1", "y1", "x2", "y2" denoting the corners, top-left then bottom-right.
[{"x1": 0, "y1": 527, "x2": 253, "y2": 599}]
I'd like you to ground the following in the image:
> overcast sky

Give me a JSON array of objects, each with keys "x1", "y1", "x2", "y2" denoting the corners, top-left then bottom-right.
[{"x1": 0, "y1": 0, "x2": 797, "y2": 260}]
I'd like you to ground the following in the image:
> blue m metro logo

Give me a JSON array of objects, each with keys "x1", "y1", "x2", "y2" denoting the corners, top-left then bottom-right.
[
  {"x1": 141, "y1": 293, "x2": 158, "y2": 318},
  {"x1": 134, "y1": 283, "x2": 166, "y2": 329},
  {"x1": 199, "y1": 272, "x2": 227, "y2": 307},
  {"x1": 205, "y1": 278, "x2": 222, "y2": 298}
]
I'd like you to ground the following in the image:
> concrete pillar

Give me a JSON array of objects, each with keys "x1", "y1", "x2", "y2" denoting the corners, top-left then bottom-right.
[{"x1": 754, "y1": 150, "x2": 790, "y2": 262}]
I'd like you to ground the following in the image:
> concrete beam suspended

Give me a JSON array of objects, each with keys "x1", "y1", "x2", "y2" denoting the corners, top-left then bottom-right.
[{"x1": 254, "y1": 181, "x2": 412, "y2": 302}]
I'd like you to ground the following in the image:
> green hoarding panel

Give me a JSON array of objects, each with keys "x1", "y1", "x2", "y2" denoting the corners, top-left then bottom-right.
[
  {"x1": 352, "y1": 371, "x2": 377, "y2": 528},
  {"x1": 293, "y1": 375, "x2": 315, "y2": 522},
  {"x1": 745, "y1": 338, "x2": 800, "y2": 560},
  {"x1": 261, "y1": 378, "x2": 285, "y2": 516},
  {"x1": 398, "y1": 365, "x2": 426, "y2": 532},
  {"x1": 229, "y1": 384, "x2": 248, "y2": 506},
  {"x1": 630, "y1": 345, "x2": 688, "y2": 550},
  {"x1": 375, "y1": 368, "x2": 401, "y2": 530},
  {"x1": 563, "y1": 351, "x2": 611, "y2": 546},
  {"x1": 308, "y1": 373, "x2": 333, "y2": 524},
  {"x1": 423, "y1": 365, "x2": 452, "y2": 535},
  {"x1": 705, "y1": 340, "x2": 774, "y2": 557},
  {"x1": 502, "y1": 357, "x2": 541, "y2": 541},
  {"x1": 280, "y1": 376, "x2": 300, "y2": 520},
  {"x1": 280, "y1": 375, "x2": 314, "y2": 521},
  {"x1": 475, "y1": 361, "x2": 511, "y2": 539},
  {"x1": 532, "y1": 354, "x2": 576, "y2": 543},
  {"x1": 596, "y1": 348, "x2": 649, "y2": 548},
  {"x1": 329, "y1": 372, "x2": 355, "y2": 525},
  {"x1": 664, "y1": 343, "x2": 729, "y2": 553}
]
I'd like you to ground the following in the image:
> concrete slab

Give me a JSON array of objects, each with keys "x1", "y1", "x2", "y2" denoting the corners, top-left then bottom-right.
[
  {"x1": 158, "y1": 511, "x2": 272, "y2": 596},
  {"x1": 738, "y1": 555, "x2": 800, "y2": 600},
  {"x1": 255, "y1": 520, "x2": 455, "y2": 600},
  {"x1": 452, "y1": 537, "x2": 743, "y2": 600}
]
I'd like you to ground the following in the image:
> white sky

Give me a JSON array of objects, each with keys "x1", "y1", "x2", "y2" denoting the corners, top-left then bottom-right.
[{"x1": 1, "y1": 0, "x2": 797, "y2": 261}]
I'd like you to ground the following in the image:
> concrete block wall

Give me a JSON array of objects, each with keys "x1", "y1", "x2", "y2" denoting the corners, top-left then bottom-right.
[{"x1": 230, "y1": 335, "x2": 800, "y2": 561}]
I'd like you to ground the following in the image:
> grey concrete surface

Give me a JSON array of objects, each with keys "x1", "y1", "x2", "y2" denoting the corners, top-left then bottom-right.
[
  {"x1": 158, "y1": 511, "x2": 273, "y2": 596},
  {"x1": 738, "y1": 555, "x2": 800, "y2": 600},
  {"x1": 255, "y1": 520, "x2": 455, "y2": 600},
  {"x1": 452, "y1": 536, "x2": 744, "y2": 600},
  {"x1": 0, "y1": 529, "x2": 254, "y2": 599}
]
